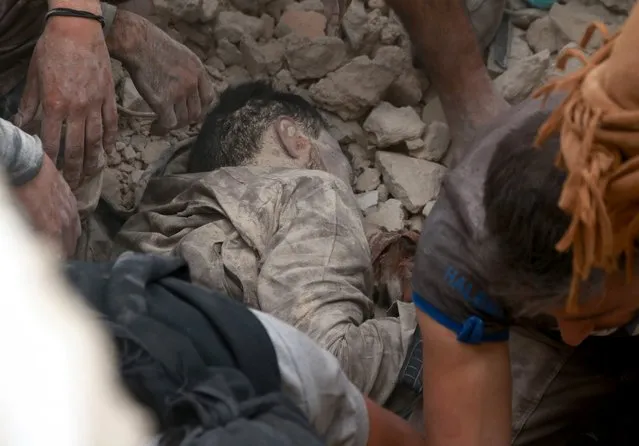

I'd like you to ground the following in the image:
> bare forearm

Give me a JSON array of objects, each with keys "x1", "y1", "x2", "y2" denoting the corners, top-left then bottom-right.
[{"x1": 365, "y1": 398, "x2": 425, "y2": 446}]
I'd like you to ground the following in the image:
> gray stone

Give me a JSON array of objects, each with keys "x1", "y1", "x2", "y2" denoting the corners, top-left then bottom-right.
[
  {"x1": 309, "y1": 54, "x2": 401, "y2": 120},
  {"x1": 216, "y1": 38, "x2": 243, "y2": 66},
  {"x1": 342, "y1": 0, "x2": 368, "y2": 50},
  {"x1": 355, "y1": 167, "x2": 381, "y2": 192},
  {"x1": 241, "y1": 38, "x2": 285, "y2": 76},
  {"x1": 509, "y1": 8, "x2": 546, "y2": 30},
  {"x1": 365, "y1": 198, "x2": 405, "y2": 231},
  {"x1": 141, "y1": 139, "x2": 171, "y2": 165},
  {"x1": 385, "y1": 68, "x2": 423, "y2": 107},
  {"x1": 284, "y1": 35, "x2": 347, "y2": 80},
  {"x1": 345, "y1": 143, "x2": 372, "y2": 173},
  {"x1": 214, "y1": 11, "x2": 264, "y2": 43},
  {"x1": 122, "y1": 145, "x2": 137, "y2": 162},
  {"x1": 201, "y1": 0, "x2": 220, "y2": 22},
  {"x1": 229, "y1": 0, "x2": 268, "y2": 16},
  {"x1": 321, "y1": 112, "x2": 367, "y2": 146},
  {"x1": 356, "y1": 190, "x2": 379, "y2": 211},
  {"x1": 364, "y1": 102, "x2": 425, "y2": 148},
  {"x1": 154, "y1": 0, "x2": 201, "y2": 23},
  {"x1": 549, "y1": 2, "x2": 622, "y2": 51},
  {"x1": 377, "y1": 184, "x2": 388, "y2": 202},
  {"x1": 494, "y1": 50, "x2": 551, "y2": 104},
  {"x1": 526, "y1": 16, "x2": 561, "y2": 54},
  {"x1": 376, "y1": 151, "x2": 447, "y2": 213},
  {"x1": 508, "y1": 28, "x2": 533, "y2": 67},
  {"x1": 410, "y1": 121, "x2": 450, "y2": 162},
  {"x1": 422, "y1": 200, "x2": 436, "y2": 218},
  {"x1": 421, "y1": 96, "x2": 446, "y2": 125},
  {"x1": 224, "y1": 65, "x2": 252, "y2": 85},
  {"x1": 120, "y1": 78, "x2": 151, "y2": 113},
  {"x1": 600, "y1": 0, "x2": 635, "y2": 14}
]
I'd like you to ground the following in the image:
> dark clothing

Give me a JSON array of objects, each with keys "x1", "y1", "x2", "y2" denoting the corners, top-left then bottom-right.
[{"x1": 65, "y1": 252, "x2": 325, "y2": 446}]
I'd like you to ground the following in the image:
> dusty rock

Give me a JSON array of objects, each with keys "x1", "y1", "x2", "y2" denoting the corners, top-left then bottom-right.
[
  {"x1": 405, "y1": 139, "x2": 424, "y2": 152},
  {"x1": 342, "y1": 0, "x2": 368, "y2": 50},
  {"x1": 600, "y1": 0, "x2": 635, "y2": 14},
  {"x1": 230, "y1": 0, "x2": 268, "y2": 16},
  {"x1": 365, "y1": 198, "x2": 405, "y2": 231},
  {"x1": 287, "y1": 0, "x2": 324, "y2": 13},
  {"x1": 407, "y1": 215, "x2": 423, "y2": 232},
  {"x1": 355, "y1": 167, "x2": 381, "y2": 192},
  {"x1": 241, "y1": 38, "x2": 285, "y2": 76},
  {"x1": 385, "y1": 68, "x2": 423, "y2": 107},
  {"x1": 284, "y1": 35, "x2": 347, "y2": 80},
  {"x1": 107, "y1": 150, "x2": 122, "y2": 167},
  {"x1": 422, "y1": 200, "x2": 436, "y2": 218},
  {"x1": 376, "y1": 151, "x2": 447, "y2": 213},
  {"x1": 364, "y1": 102, "x2": 425, "y2": 148},
  {"x1": 201, "y1": 0, "x2": 220, "y2": 21},
  {"x1": 276, "y1": 10, "x2": 327, "y2": 38},
  {"x1": 345, "y1": 143, "x2": 372, "y2": 172},
  {"x1": 494, "y1": 50, "x2": 551, "y2": 104},
  {"x1": 141, "y1": 139, "x2": 172, "y2": 165},
  {"x1": 120, "y1": 78, "x2": 150, "y2": 112},
  {"x1": 356, "y1": 190, "x2": 379, "y2": 211},
  {"x1": 266, "y1": 0, "x2": 296, "y2": 21},
  {"x1": 508, "y1": 28, "x2": 533, "y2": 67},
  {"x1": 526, "y1": 16, "x2": 561, "y2": 54},
  {"x1": 411, "y1": 121, "x2": 450, "y2": 162},
  {"x1": 377, "y1": 184, "x2": 388, "y2": 201},
  {"x1": 368, "y1": 0, "x2": 387, "y2": 10},
  {"x1": 509, "y1": 8, "x2": 546, "y2": 30},
  {"x1": 224, "y1": 65, "x2": 252, "y2": 85},
  {"x1": 214, "y1": 11, "x2": 264, "y2": 43},
  {"x1": 123, "y1": 145, "x2": 138, "y2": 162},
  {"x1": 548, "y1": 2, "x2": 622, "y2": 50},
  {"x1": 154, "y1": 0, "x2": 201, "y2": 23},
  {"x1": 309, "y1": 48, "x2": 403, "y2": 120},
  {"x1": 321, "y1": 112, "x2": 367, "y2": 146},
  {"x1": 273, "y1": 69, "x2": 296, "y2": 91},
  {"x1": 217, "y1": 38, "x2": 243, "y2": 66},
  {"x1": 421, "y1": 96, "x2": 447, "y2": 125}
]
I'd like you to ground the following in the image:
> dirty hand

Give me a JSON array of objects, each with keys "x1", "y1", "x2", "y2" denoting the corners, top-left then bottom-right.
[
  {"x1": 112, "y1": 12, "x2": 215, "y2": 135},
  {"x1": 14, "y1": 154, "x2": 81, "y2": 258},
  {"x1": 15, "y1": 15, "x2": 117, "y2": 191}
]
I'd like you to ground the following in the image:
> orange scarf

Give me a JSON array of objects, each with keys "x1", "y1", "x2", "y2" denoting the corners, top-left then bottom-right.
[{"x1": 534, "y1": 3, "x2": 639, "y2": 313}]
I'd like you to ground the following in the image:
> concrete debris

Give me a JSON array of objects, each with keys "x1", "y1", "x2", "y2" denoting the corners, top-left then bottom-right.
[
  {"x1": 411, "y1": 121, "x2": 450, "y2": 162},
  {"x1": 548, "y1": 2, "x2": 622, "y2": 51},
  {"x1": 422, "y1": 200, "x2": 436, "y2": 218},
  {"x1": 421, "y1": 96, "x2": 447, "y2": 126},
  {"x1": 241, "y1": 37, "x2": 285, "y2": 76},
  {"x1": 345, "y1": 143, "x2": 373, "y2": 173},
  {"x1": 355, "y1": 167, "x2": 382, "y2": 192},
  {"x1": 214, "y1": 11, "x2": 264, "y2": 43},
  {"x1": 120, "y1": 78, "x2": 151, "y2": 113},
  {"x1": 407, "y1": 215, "x2": 423, "y2": 232},
  {"x1": 284, "y1": 35, "x2": 347, "y2": 80},
  {"x1": 217, "y1": 38, "x2": 243, "y2": 66},
  {"x1": 276, "y1": 10, "x2": 327, "y2": 38},
  {"x1": 364, "y1": 102, "x2": 425, "y2": 148},
  {"x1": 321, "y1": 112, "x2": 367, "y2": 146},
  {"x1": 377, "y1": 184, "x2": 388, "y2": 202},
  {"x1": 385, "y1": 68, "x2": 423, "y2": 107},
  {"x1": 154, "y1": 0, "x2": 203, "y2": 23},
  {"x1": 494, "y1": 50, "x2": 551, "y2": 104},
  {"x1": 342, "y1": 0, "x2": 368, "y2": 50},
  {"x1": 141, "y1": 140, "x2": 172, "y2": 166},
  {"x1": 508, "y1": 28, "x2": 534, "y2": 66},
  {"x1": 526, "y1": 16, "x2": 561, "y2": 54},
  {"x1": 230, "y1": 0, "x2": 269, "y2": 16},
  {"x1": 365, "y1": 198, "x2": 405, "y2": 231},
  {"x1": 376, "y1": 151, "x2": 447, "y2": 213},
  {"x1": 356, "y1": 190, "x2": 379, "y2": 211},
  {"x1": 600, "y1": 0, "x2": 635, "y2": 14}
]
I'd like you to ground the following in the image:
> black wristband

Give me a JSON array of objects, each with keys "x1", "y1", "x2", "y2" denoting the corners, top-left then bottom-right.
[{"x1": 45, "y1": 7, "x2": 106, "y2": 28}]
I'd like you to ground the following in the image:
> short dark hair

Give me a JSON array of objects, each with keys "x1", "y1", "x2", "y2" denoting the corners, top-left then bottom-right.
[
  {"x1": 483, "y1": 111, "x2": 572, "y2": 284},
  {"x1": 188, "y1": 81, "x2": 325, "y2": 173}
]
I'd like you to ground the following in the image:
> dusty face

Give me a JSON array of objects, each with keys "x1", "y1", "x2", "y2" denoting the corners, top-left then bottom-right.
[
  {"x1": 549, "y1": 271, "x2": 639, "y2": 346},
  {"x1": 309, "y1": 129, "x2": 353, "y2": 186}
]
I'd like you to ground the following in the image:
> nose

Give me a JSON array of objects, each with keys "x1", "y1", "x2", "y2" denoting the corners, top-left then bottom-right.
[{"x1": 557, "y1": 319, "x2": 594, "y2": 346}]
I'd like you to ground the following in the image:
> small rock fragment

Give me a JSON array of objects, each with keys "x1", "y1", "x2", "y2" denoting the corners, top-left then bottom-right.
[
  {"x1": 214, "y1": 11, "x2": 264, "y2": 43},
  {"x1": 422, "y1": 200, "x2": 436, "y2": 218},
  {"x1": 154, "y1": 0, "x2": 201, "y2": 23},
  {"x1": 342, "y1": 0, "x2": 368, "y2": 50},
  {"x1": 407, "y1": 215, "x2": 423, "y2": 232},
  {"x1": 345, "y1": 143, "x2": 372, "y2": 172},
  {"x1": 411, "y1": 121, "x2": 450, "y2": 162},
  {"x1": 405, "y1": 139, "x2": 424, "y2": 152},
  {"x1": 321, "y1": 112, "x2": 367, "y2": 146},
  {"x1": 277, "y1": 10, "x2": 327, "y2": 38},
  {"x1": 123, "y1": 145, "x2": 137, "y2": 162},
  {"x1": 141, "y1": 139, "x2": 171, "y2": 165},
  {"x1": 376, "y1": 151, "x2": 447, "y2": 213},
  {"x1": 284, "y1": 35, "x2": 346, "y2": 80},
  {"x1": 494, "y1": 50, "x2": 551, "y2": 104},
  {"x1": 600, "y1": 0, "x2": 635, "y2": 14},
  {"x1": 526, "y1": 16, "x2": 560, "y2": 54},
  {"x1": 364, "y1": 102, "x2": 425, "y2": 148},
  {"x1": 241, "y1": 38, "x2": 285, "y2": 76},
  {"x1": 120, "y1": 78, "x2": 151, "y2": 112},
  {"x1": 385, "y1": 68, "x2": 423, "y2": 107},
  {"x1": 421, "y1": 96, "x2": 447, "y2": 125},
  {"x1": 377, "y1": 184, "x2": 388, "y2": 201},
  {"x1": 356, "y1": 190, "x2": 379, "y2": 211},
  {"x1": 508, "y1": 28, "x2": 533, "y2": 67},
  {"x1": 365, "y1": 198, "x2": 405, "y2": 231},
  {"x1": 217, "y1": 38, "x2": 243, "y2": 66},
  {"x1": 355, "y1": 167, "x2": 381, "y2": 192}
]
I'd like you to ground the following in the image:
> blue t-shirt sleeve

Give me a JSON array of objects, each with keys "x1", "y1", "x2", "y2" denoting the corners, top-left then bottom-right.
[{"x1": 411, "y1": 199, "x2": 510, "y2": 344}]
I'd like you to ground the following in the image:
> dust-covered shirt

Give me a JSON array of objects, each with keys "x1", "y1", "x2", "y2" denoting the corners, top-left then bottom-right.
[{"x1": 409, "y1": 94, "x2": 639, "y2": 344}]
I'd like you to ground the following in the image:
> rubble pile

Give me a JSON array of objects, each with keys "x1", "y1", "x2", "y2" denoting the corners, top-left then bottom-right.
[{"x1": 108, "y1": 0, "x2": 633, "y2": 229}]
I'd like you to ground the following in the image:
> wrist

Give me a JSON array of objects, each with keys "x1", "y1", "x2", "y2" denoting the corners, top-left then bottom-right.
[
  {"x1": 105, "y1": 9, "x2": 148, "y2": 66},
  {"x1": 48, "y1": 0, "x2": 101, "y2": 15}
]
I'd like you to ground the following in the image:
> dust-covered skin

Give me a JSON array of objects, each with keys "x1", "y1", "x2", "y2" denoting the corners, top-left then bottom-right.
[
  {"x1": 106, "y1": 9, "x2": 215, "y2": 135},
  {"x1": 15, "y1": 11, "x2": 117, "y2": 191},
  {"x1": 114, "y1": 167, "x2": 416, "y2": 404}
]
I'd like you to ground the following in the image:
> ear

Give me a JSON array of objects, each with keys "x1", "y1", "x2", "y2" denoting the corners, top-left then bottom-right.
[{"x1": 275, "y1": 117, "x2": 310, "y2": 159}]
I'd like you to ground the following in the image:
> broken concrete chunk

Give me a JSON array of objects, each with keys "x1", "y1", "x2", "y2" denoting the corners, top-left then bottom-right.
[
  {"x1": 217, "y1": 38, "x2": 243, "y2": 66},
  {"x1": 385, "y1": 68, "x2": 423, "y2": 107},
  {"x1": 421, "y1": 96, "x2": 447, "y2": 125},
  {"x1": 526, "y1": 16, "x2": 561, "y2": 54},
  {"x1": 284, "y1": 35, "x2": 346, "y2": 80},
  {"x1": 201, "y1": 0, "x2": 220, "y2": 21},
  {"x1": 229, "y1": 0, "x2": 268, "y2": 16},
  {"x1": 214, "y1": 11, "x2": 264, "y2": 43},
  {"x1": 422, "y1": 200, "x2": 436, "y2": 218},
  {"x1": 345, "y1": 143, "x2": 372, "y2": 172},
  {"x1": 411, "y1": 121, "x2": 450, "y2": 162},
  {"x1": 342, "y1": 0, "x2": 368, "y2": 50},
  {"x1": 364, "y1": 102, "x2": 425, "y2": 148},
  {"x1": 120, "y1": 78, "x2": 151, "y2": 113},
  {"x1": 141, "y1": 139, "x2": 171, "y2": 165},
  {"x1": 509, "y1": 8, "x2": 546, "y2": 30},
  {"x1": 376, "y1": 151, "x2": 447, "y2": 213},
  {"x1": 508, "y1": 28, "x2": 533, "y2": 67},
  {"x1": 309, "y1": 55, "x2": 400, "y2": 120},
  {"x1": 549, "y1": 2, "x2": 622, "y2": 51},
  {"x1": 408, "y1": 215, "x2": 423, "y2": 232},
  {"x1": 356, "y1": 190, "x2": 379, "y2": 211},
  {"x1": 355, "y1": 167, "x2": 381, "y2": 192},
  {"x1": 365, "y1": 198, "x2": 405, "y2": 231},
  {"x1": 377, "y1": 184, "x2": 388, "y2": 202},
  {"x1": 321, "y1": 112, "x2": 367, "y2": 146},
  {"x1": 241, "y1": 38, "x2": 285, "y2": 76},
  {"x1": 494, "y1": 50, "x2": 550, "y2": 104},
  {"x1": 277, "y1": 10, "x2": 327, "y2": 38}
]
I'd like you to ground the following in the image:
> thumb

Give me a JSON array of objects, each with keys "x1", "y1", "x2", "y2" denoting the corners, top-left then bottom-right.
[{"x1": 14, "y1": 59, "x2": 40, "y2": 128}]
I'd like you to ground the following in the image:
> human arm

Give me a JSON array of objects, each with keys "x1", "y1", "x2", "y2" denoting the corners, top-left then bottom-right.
[
  {"x1": 16, "y1": 0, "x2": 117, "y2": 190},
  {"x1": 0, "y1": 118, "x2": 80, "y2": 256},
  {"x1": 418, "y1": 309, "x2": 511, "y2": 446}
]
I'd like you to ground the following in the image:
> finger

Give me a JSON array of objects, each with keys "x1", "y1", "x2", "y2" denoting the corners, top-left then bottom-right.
[
  {"x1": 150, "y1": 106, "x2": 178, "y2": 136},
  {"x1": 63, "y1": 117, "x2": 86, "y2": 189},
  {"x1": 14, "y1": 59, "x2": 40, "y2": 127},
  {"x1": 60, "y1": 193, "x2": 80, "y2": 258},
  {"x1": 187, "y1": 89, "x2": 202, "y2": 123},
  {"x1": 84, "y1": 108, "x2": 104, "y2": 178},
  {"x1": 198, "y1": 74, "x2": 216, "y2": 113},
  {"x1": 102, "y1": 93, "x2": 118, "y2": 155},
  {"x1": 40, "y1": 114, "x2": 63, "y2": 163},
  {"x1": 175, "y1": 100, "x2": 189, "y2": 129}
]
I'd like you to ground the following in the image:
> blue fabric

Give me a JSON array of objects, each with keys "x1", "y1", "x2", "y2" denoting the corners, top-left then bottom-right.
[{"x1": 412, "y1": 292, "x2": 509, "y2": 344}]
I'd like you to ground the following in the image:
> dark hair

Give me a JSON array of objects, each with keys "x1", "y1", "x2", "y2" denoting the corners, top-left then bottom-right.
[
  {"x1": 483, "y1": 111, "x2": 572, "y2": 284},
  {"x1": 188, "y1": 81, "x2": 325, "y2": 173}
]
